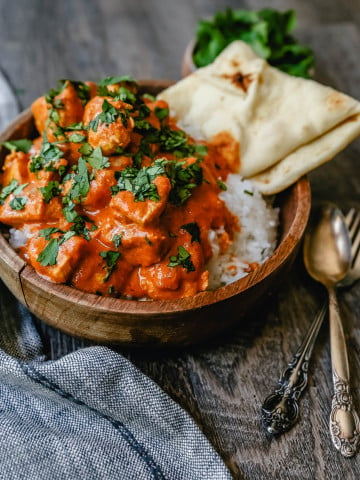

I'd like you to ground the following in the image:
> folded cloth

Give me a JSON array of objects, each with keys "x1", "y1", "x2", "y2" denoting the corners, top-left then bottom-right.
[
  {"x1": 0, "y1": 72, "x2": 232, "y2": 479},
  {"x1": 0, "y1": 341, "x2": 232, "y2": 480}
]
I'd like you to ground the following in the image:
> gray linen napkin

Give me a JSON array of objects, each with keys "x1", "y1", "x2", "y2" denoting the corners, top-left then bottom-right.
[{"x1": 0, "y1": 70, "x2": 232, "y2": 479}]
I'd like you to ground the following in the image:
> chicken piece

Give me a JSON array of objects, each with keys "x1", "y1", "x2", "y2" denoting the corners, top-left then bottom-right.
[
  {"x1": 107, "y1": 155, "x2": 133, "y2": 171},
  {"x1": 28, "y1": 157, "x2": 68, "y2": 183},
  {"x1": 125, "y1": 237, "x2": 208, "y2": 299},
  {"x1": 26, "y1": 234, "x2": 88, "y2": 284},
  {"x1": 31, "y1": 96, "x2": 50, "y2": 136},
  {"x1": 83, "y1": 96, "x2": 134, "y2": 155},
  {"x1": 110, "y1": 175, "x2": 171, "y2": 226},
  {"x1": 55, "y1": 131, "x2": 87, "y2": 166},
  {"x1": 83, "y1": 169, "x2": 117, "y2": 210},
  {"x1": 31, "y1": 81, "x2": 85, "y2": 138},
  {"x1": 0, "y1": 183, "x2": 63, "y2": 226},
  {"x1": 70, "y1": 238, "x2": 133, "y2": 296},
  {"x1": 2, "y1": 151, "x2": 30, "y2": 185},
  {"x1": 96, "y1": 215, "x2": 170, "y2": 267}
]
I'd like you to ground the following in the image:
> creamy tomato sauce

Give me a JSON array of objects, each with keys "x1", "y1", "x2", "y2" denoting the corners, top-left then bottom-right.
[{"x1": 0, "y1": 78, "x2": 240, "y2": 300}]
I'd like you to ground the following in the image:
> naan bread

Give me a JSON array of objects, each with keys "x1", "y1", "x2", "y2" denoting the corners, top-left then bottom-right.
[{"x1": 159, "y1": 41, "x2": 360, "y2": 194}]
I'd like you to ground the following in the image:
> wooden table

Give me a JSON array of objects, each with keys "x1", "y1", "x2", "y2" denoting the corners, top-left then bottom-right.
[{"x1": 1, "y1": 0, "x2": 360, "y2": 478}]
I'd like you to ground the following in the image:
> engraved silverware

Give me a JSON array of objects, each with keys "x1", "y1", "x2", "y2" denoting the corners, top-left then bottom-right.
[
  {"x1": 261, "y1": 302, "x2": 327, "y2": 435},
  {"x1": 303, "y1": 203, "x2": 360, "y2": 457},
  {"x1": 261, "y1": 205, "x2": 360, "y2": 456}
]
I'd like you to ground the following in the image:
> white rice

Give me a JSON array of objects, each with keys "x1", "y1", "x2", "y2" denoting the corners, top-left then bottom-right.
[
  {"x1": 8, "y1": 227, "x2": 32, "y2": 249},
  {"x1": 8, "y1": 174, "x2": 279, "y2": 291},
  {"x1": 206, "y1": 174, "x2": 279, "y2": 289}
]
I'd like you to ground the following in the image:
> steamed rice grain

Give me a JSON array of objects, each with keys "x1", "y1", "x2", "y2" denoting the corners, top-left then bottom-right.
[{"x1": 206, "y1": 174, "x2": 278, "y2": 289}]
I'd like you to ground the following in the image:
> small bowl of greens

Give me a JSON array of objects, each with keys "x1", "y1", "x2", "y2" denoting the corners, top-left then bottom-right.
[{"x1": 182, "y1": 8, "x2": 314, "y2": 78}]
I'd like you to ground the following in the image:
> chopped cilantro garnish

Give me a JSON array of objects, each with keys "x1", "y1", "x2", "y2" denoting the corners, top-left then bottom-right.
[
  {"x1": 181, "y1": 222, "x2": 201, "y2": 243},
  {"x1": 112, "y1": 233, "x2": 123, "y2": 248},
  {"x1": 89, "y1": 99, "x2": 128, "y2": 132},
  {"x1": 69, "y1": 80, "x2": 91, "y2": 104},
  {"x1": 142, "y1": 93, "x2": 156, "y2": 101},
  {"x1": 1, "y1": 139, "x2": 32, "y2": 153},
  {"x1": 244, "y1": 189, "x2": 254, "y2": 196},
  {"x1": 39, "y1": 181, "x2": 61, "y2": 203},
  {"x1": 39, "y1": 227, "x2": 64, "y2": 241},
  {"x1": 99, "y1": 250, "x2": 121, "y2": 281},
  {"x1": 37, "y1": 238, "x2": 59, "y2": 266},
  {"x1": 154, "y1": 106, "x2": 169, "y2": 121},
  {"x1": 36, "y1": 227, "x2": 79, "y2": 267},
  {"x1": 9, "y1": 196, "x2": 27, "y2": 210},
  {"x1": 67, "y1": 157, "x2": 90, "y2": 200},
  {"x1": 166, "y1": 159, "x2": 203, "y2": 205},
  {"x1": 78, "y1": 143, "x2": 93, "y2": 156},
  {"x1": 64, "y1": 122, "x2": 85, "y2": 131},
  {"x1": 111, "y1": 159, "x2": 168, "y2": 202},
  {"x1": 111, "y1": 157, "x2": 203, "y2": 206},
  {"x1": 0, "y1": 180, "x2": 27, "y2": 204},
  {"x1": 29, "y1": 137, "x2": 63, "y2": 173},
  {"x1": 45, "y1": 80, "x2": 67, "y2": 105},
  {"x1": 81, "y1": 145, "x2": 110, "y2": 170},
  {"x1": 168, "y1": 246, "x2": 195, "y2": 273},
  {"x1": 97, "y1": 75, "x2": 136, "y2": 86},
  {"x1": 68, "y1": 133, "x2": 87, "y2": 143},
  {"x1": 217, "y1": 179, "x2": 227, "y2": 191}
]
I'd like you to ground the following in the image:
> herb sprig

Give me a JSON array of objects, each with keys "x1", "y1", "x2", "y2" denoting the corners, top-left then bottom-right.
[{"x1": 193, "y1": 8, "x2": 315, "y2": 78}]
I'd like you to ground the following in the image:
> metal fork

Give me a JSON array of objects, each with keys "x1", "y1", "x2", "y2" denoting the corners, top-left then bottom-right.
[
  {"x1": 261, "y1": 207, "x2": 360, "y2": 438},
  {"x1": 340, "y1": 208, "x2": 360, "y2": 287}
]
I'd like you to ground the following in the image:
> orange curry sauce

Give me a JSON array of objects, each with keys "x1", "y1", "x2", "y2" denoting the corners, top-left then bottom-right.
[{"x1": 0, "y1": 78, "x2": 240, "y2": 300}]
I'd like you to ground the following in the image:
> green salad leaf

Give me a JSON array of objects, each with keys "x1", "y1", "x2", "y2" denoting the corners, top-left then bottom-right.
[{"x1": 193, "y1": 8, "x2": 314, "y2": 78}]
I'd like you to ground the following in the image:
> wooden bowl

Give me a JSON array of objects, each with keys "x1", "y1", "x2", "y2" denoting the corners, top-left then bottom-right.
[{"x1": 0, "y1": 81, "x2": 311, "y2": 347}]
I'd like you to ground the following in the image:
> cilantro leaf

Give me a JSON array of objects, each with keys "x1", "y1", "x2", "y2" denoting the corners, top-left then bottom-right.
[
  {"x1": 39, "y1": 181, "x2": 61, "y2": 203},
  {"x1": 68, "y1": 133, "x2": 87, "y2": 143},
  {"x1": 84, "y1": 146, "x2": 110, "y2": 170},
  {"x1": 89, "y1": 99, "x2": 123, "y2": 132},
  {"x1": 39, "y1": 227, "x2": 64, "y2": 241},
  {"x1": 0, "y1": 180, "x2": 27, "y2": 204},
  {"x1": 1, "y1": 139, "x2": 32, "y2": 153},
  {"x1": 168, "y1": 246, "x2": 196, "y2": 273},
  {"x1": 97, "y1": 75, "x2": 136, "y2": 86},
  {"x1": 99, "y1": 250, "x2": 121, "y2": 281},
  {"x1": 154, "y1": 106, "x2": 169, "y2": 121},
  {"x1": 112, "y1": 159, "x2": 168, "y2": 202},
  {"x1": 112, "y1": 233, "x2": 123, "y2": 248},
  {"x1": 37, "y1": 238, "x2": 59, "y2": 266},
  {"x1": 166, "y1": 159, "x2": 203, "y2": 206},
  {"x1": 29, "y1": 137, "x2": 63, "y2": 173},
  {"x1": 68, "y1": 157, "x2": 90, "y2": 200},
  {"x1": 9, "y1": 196, "x2": 27, "y2": 210}
]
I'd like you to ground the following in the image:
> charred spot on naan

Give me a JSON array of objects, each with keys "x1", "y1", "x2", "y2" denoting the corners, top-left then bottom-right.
[{"x1": 220, "y1": 71, "x2": 256, "y2": 93}]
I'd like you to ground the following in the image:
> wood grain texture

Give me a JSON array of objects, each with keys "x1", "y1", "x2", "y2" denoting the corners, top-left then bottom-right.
[{"x1": 0, "y1": 0, "x2": 359, "y2": 478}]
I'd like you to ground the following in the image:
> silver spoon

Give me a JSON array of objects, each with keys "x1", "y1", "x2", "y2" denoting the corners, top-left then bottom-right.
[
  {"x1": 303, "y1": 203, "x2": 360, "y2": 457},
  {"x1": 261, "y1": 204, "x2": 360, "y2": 457}
]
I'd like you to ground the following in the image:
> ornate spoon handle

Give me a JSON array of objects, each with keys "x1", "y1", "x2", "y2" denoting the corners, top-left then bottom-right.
[
  {"x1": 328, "y1": 287, "x2": 360, "y2": 457},
  {"x1": 261, "y1": 303, "x2": 327, "y2": 435}
]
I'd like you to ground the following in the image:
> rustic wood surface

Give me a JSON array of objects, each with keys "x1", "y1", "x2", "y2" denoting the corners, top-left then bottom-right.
[{"x1": 0, "y1": 0, "x2": 359, "y2": 478}]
